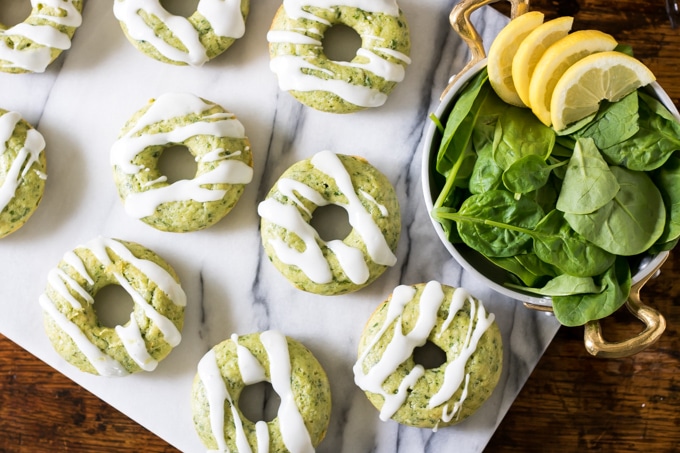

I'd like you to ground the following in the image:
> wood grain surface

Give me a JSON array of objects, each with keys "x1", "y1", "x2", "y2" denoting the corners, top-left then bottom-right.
[{"x1": 2, "y1": 0, "x2": 680, "y2": 452}]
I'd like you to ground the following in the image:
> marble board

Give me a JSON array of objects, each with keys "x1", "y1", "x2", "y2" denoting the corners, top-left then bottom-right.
[{"x1": 0, "y1": 1, "x2": 560, "y2": 452}]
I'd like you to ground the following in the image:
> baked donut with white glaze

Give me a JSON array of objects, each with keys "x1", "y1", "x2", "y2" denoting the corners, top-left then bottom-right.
[
  {"x1": 0, "y1": 109, "x2": 47, "y2": 238},
  {"x1": 39, "y1": 237, "x2": 186, "y2": 377},
  {"x1": 267, "y1": 0, "x2": 411, "y2": 113},
  {"x1": 111, "y1": 92, "x2": 254, "y2": 233},
  {"x1": 191, "y1": 330, "x2": 331, "y2": 452},
  {"x1": 353, "y1": 281, "x2": 503, "y2": 428},
  {"x1": 0, "y1": 0, "x2": 83, "y2": 73},
  {"x1": 258, "y1": 150, "x2": 400, "y2": 295},
  {"x1": 113, "y1": 0, "x2": 249, "y2": 66}
]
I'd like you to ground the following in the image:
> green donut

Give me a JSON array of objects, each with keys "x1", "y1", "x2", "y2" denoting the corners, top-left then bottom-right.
[
  {"x1": 191, "y1": 331, "x2": 331, "y2": 452},
  {"x1": 267, "y1": 1, "x2": 411, "y2": 113},
  {"x1": 39, "y1": 237, "x2": 186, "y2": 377},
  {"x1": 354, "y1": 281, "x2": 503, "y2": 428},
  {"x1": 114, "y1": 0, "x2": 250, "y2": 66},
  {"x1": 111, "y1": 93, "x2": 254, "y2": 233},
  {"x1": 258, "y1": 151, "x2": 401, "y2": 295},
  {"x1": 0, "y1": 109, "x2": 46, "y2": 238},
  {"x1": 0, "y1": 0, "x2": 83, "y2": 73}
]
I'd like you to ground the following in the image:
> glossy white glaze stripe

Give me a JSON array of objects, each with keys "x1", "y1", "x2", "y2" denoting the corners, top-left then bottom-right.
[
  {"x1": 266, "y1": 30, "x2": 322, "y2": 46},
  {"x1": 0, "y1": 124, "x2": 46, "y2": 214},
  {"x1": 311, "y1": 151, "x2": 396, "y2": 266},
  {"x1": 255, "y1": 421, "x2": 270, "y2": 453},
  {"x1": 111, "y1": 94, "x2": 245, "y2": 175},
  {"x1": 197, "y1": 349, "x2": 231, "y2": 452},
  {"x1": 359, "y1": 190, "x2": 388, "y2": 216},
  {"x1": 197, "y1": 0, "x2": 246, "y2": 38},
  {"x1": 232, "y1": 333, "x2": 267, "y2": 385},
  {"x1": 199, "y1": 148, "x2": 242, "y2": 163},
  {"x1": 375, "y1": 47, "x2": 412, "y2": 64},
  {"x1": 275, "y1": 178, "x2": 327, "y2": 218},
  {"x1": 62, "y1": 251, "x2": 94, "y2": 285},
  {"x1": 428, "y1": 297, "x2": 495, "y2": 409},
  {"x1": 123, "y1": 159, "x2": 253, "y2": 219},
  {"x1": 0, "y1": 0, "x2": 81, "y2": 72},
  {"x1": 260, "y1": 330, "x2": 315, "y2": 453},
  {"x1": 440, "y1": 373, "x2": 470, "y2": 424},
  {"x1": 438, "y1": 287, "x2": 470, "y2": 337},
  {"x1": 38, "y1": 294, "x2": 129, "y2": 377},
  {"x1": 353, "y1": 281, "x2": 444, "y2": 420},
  {"x1": 269, "y1": 55, "x2": 389, "y2": 108},
  {"x1": 336, "y1": 48, "x2": 405, "y2": 82},
  {"x1": 115, "y1": 313, "x2": 158, "y2": 371},
  {"x1": 282, "y1": 0, "x2": 399, "y2": 25},
  {"x1": 47, "y1": 268, "x2": 91, "y2": 309},
  {"x1": 114, "y1": 0, "x2": 245, "y2": 66},
  {"x1": 86, "y1": 237, "x2": 186, "y2": 307}
]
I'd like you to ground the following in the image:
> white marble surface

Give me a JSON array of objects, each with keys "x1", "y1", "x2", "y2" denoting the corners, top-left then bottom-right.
[{"x1": 0, "y1": 1, "x2": 560, "y2": 452}]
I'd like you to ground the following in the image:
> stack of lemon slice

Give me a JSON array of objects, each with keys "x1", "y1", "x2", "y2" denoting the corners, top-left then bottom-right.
[{"x1": 487, "y1": 12, "x2": 656, "y2": 131}]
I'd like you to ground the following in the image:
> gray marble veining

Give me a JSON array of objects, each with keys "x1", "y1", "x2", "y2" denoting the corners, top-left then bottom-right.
[{"x1": 0, "y1": 1, "x2": 559, "y2": 452}]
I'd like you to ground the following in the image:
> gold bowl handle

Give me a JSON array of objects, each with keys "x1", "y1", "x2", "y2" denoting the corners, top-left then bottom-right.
[
  {"x1": 583, "y1": 254, "x2": 668, "y2": 358},
  {"x1": 441, "y1": 0, "x2": 530, "y2": 100}
]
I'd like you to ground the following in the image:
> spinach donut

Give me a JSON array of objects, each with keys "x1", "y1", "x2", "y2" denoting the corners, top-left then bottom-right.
[
  {"x1": 0, "y1": 0, "x2": 83, "y2": 73},
  {"x1": 353, "y1": 281, "x2": 503, "y2": 428},
  {"x1": 39, "y1": 237, "x2": 186, "y2": 377},
  {"x1": 267, "y1": 0, "x2": 411, "y2": 113},
  {"x1": 258, "y1": 151, "x2": 400, "y2": 295},
  {"x1": 114, "y1": 0, "x2": 249, "y2": 66},
  {"x1": 191, "y1": 330, "x2": 331, "y2": 452},
  {"x1": 111, "y1": 92, "x2": 254, "y2": 233},
  {"x1": 0, "y1": 109, "x2": 46, "y2": 238}
]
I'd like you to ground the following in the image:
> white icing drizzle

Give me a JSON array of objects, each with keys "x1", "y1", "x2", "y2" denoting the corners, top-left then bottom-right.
[
  {"x1": 269, "y1": 0, "x2": 409, "y2": 107},
  {"x1": 63, "y1": 251, "x2": 94, "y2": 286},
  {"x1": 257, "y1": 151, "x2": 396, "y2": 285},
  {"x1": 113, "y1": 0, "x2": 245, "y2": 66},
  {"x1": 260, "y1": 330, "x2": 315, "y2": 453},
  {"x1": 266, "y1": 30, "x2": 322, "y2": 46},
  {"x1": 199, "y1": 148, "x2": 242, "y2": 163},
  {"x1": 115, "y1": 313, "x2": 158, "y2": 371},
  {"x1": 353, "y1": 281, "x2": 495, "y2": 424},
  {"x1": 199, "y1": 331, "x2": 314, "y2": 453},
  {"x1": 269, "y1": 55, "x2": 389, "y2": 108},
  {"x1": 47, "y1": 268, "x2": 92, "y2": 310},
  {"x1": 232, "y1": 333, "x2": 267, "y2": 385},
  {"x1": 282, "y1": 0, "x2": 399, "y2": 25},
  {"x1": 0, "y1": 112, "x2": 46, "y2": 213},
  {"x1": 198, "y1": 349, "x2": 232, "y2": 452},
  {"x1": 39, "y1": 294, "x2": 129, "y2": 377},
  {"x1": 0, "y1": 0, "x2": 82, "y2": 72},
  {"x1": 110, "y1": 93, "x2": 253, "y2": 218}
]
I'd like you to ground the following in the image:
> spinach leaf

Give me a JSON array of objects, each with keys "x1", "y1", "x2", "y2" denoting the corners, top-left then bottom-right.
[
  {"x1": 487, "y1": 253, "x2": 560, "y2": 287},
  {"x1": 556, "y1": 137, "x2": 620, "y2": 214},
  {"x1": 564, "y1": 166, "x2": 666, "y2": 255},
  {"x1": 508, "y1": 274, "x2": 603, "y2": 297},
  {"x1": 492, "y1": 106, "x2": 556, "y2": 170},
  {"x1": 575, "y1": 91, "x2": 639, "y2": 149},
  {"x1": 651, "y1": 155, "x2": 680, "y2": 243},
  {"x1": 434, "y1": 190, "x2": 544, "y2": 257},
  {"x1": 502, "y1": 154, "x2": 567, "y2": 194},
  {"x1": 469, "y1": 141, "x2": 503, "y2": 194},
  {"x1": 552, "y1": 257, "x2": 631, "y2": 326},
  {"x1": 532, "y1": 210, "x2": 616, "y2": 277},
  {"x1": 599, "y1": 92, "x2": 680, "y2": 171},
  {"x1": 436, "y1": 68, "x2": 490, "y2": 175}
]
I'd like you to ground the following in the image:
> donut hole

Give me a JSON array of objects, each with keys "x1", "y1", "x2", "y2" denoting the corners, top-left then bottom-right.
[
  {"x1": 160, "y1": 0, "x2": 199, "y2": 18},
  {"x1": 0, "y1": 0, "x2": 32, "y2": 27},
  {"x1": 310, "y1": 204, "x2": 352, "y2": 241},
  {"x1": 238, "y1": 381, "x2": 281, "y2": 423},
  {"x1": 413, "y1": 341, "x2": 447, "y2": 370},
  {"x1": 93, "y1": 285, "x2": 134, "y2": 328},
  {"x1": 158, "y1": 145, "x2": 198, "y2": 184},
  {"x1": 322, "y1": 24, "x2": 362, "y2": 62}
]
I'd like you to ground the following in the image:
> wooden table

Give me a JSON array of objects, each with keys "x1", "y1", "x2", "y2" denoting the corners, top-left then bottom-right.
[{"x1": 1, "y1": 1, "x2": 679, "y2": 451}]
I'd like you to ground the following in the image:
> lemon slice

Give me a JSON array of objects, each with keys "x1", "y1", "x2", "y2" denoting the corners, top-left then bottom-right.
[
  {"x1": 550, "y1": 51, "x2": 656, "y2": 131},
  {"x1": 512, "y1": 16, "x2": 574, "y2": 107},
  {"x1": 487, "y1": 11, "x2": 544, "y2": 107},
  {"x1": 528, "y1": 30, "x2": 618, "y2": 126}
]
